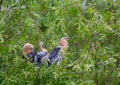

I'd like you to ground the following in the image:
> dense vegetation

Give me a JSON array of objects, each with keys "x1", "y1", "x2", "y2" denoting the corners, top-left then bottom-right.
[{"x1": 0, "y1": 0, "x2": 120, "y2": 85}]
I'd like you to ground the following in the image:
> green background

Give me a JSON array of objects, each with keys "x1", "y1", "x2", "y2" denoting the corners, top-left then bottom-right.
[{"x1": 0, "y1": 0, "x2": 120, "y2": 85}]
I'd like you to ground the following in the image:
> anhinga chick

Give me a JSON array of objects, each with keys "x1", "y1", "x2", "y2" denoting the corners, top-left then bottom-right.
[
  {"x1": 22, "y1": 43, "x2": 48, "y2": 66},
  {"x1": 39, "y1": 41, "x2": 49, "y2": 65},
  {"x1": 48, "y1": 37, "x2": 69, "y2": 67}
]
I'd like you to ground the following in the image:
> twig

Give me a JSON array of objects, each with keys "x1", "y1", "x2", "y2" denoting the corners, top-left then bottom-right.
[{"x1": 0, "y1": 9, "x2": 13, "y2": 23}]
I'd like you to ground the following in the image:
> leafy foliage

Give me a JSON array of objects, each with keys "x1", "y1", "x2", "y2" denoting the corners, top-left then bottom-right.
[{"x1": 0, "y1": 0, "x2": 120, "y2": 85}]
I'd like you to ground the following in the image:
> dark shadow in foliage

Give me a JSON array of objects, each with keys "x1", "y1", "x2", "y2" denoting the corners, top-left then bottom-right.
[{"x1": 39, "y1": 24, "x2": 48, "y2": 32}]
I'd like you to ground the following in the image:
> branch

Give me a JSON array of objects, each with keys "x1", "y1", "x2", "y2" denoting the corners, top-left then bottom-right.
[{"x1": 0, "y1": 9, "x2": 13, "y2": 23}]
